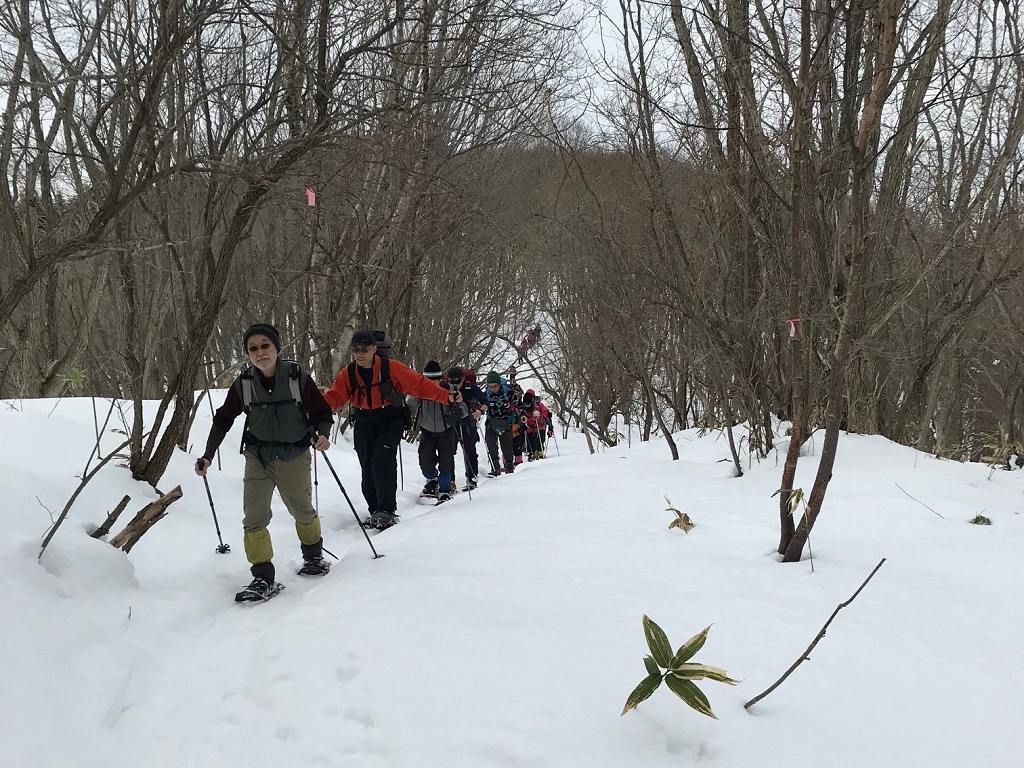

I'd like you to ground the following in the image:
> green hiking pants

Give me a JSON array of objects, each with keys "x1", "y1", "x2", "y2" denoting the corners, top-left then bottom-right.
[{"x1": 242, "y1": 451, "x2": 320, "y2": 565}]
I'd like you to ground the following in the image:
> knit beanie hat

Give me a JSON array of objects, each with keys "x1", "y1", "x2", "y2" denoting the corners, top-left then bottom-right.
[
  {"x1": 243, "y1": 323, "x2": 281, "y2": 352},
  {"x1": 445, "y1": 367, "x2": 465, "y2": 383},
  {"x1": 486, "y1": 370, "x2": 501, "y2": 384},
  {"x1": 423, "y1": 360, "x2": 443, "y2": 379},
  {"x1": 522, "y1": 391, "x2": 534, "y2": 406}
]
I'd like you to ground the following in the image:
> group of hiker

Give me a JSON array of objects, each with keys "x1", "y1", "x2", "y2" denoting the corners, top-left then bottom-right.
[{"x1": 195, "y1": 324, "x2": 555, "y2": 602}]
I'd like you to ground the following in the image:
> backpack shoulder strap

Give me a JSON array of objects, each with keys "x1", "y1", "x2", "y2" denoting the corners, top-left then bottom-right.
[
  {"x1": 286, "y1": 361, "x2": 306, "y2": 414},
  {"x1": 347, "y1": 361, "x2": 361, "y2": 407},
  {"x1": 239, "y1": 366, "x2": 256, "y2": 413}
]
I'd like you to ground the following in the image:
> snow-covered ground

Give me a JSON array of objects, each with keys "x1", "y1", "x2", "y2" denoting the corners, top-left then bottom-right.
[{"x1": 2, "y1": 395, "x2": 1022, "y2": 768}]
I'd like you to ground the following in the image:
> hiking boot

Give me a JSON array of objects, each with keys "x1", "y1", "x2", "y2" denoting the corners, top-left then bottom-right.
[
  {"x1": 436, "y1": 491, "x2": 453, "y2": 505},
  {"x1": 504, "y1": 463, "x2": 515, "y2": 474},
  {"x1": 422, "y1": 478, "x2": 439, "y2": 497},
  {"x1": 370, "y1": 511, "x2": 399, "y2": 530},
  {"x1": 234, "y1": 576, "x2": 277, "y2": 602},
  {"x1": 514, "y1": 454, "x2": 524, "y2": 465},
  {"x1": 463, "y1": 478, "x2": 478, "y2": 491},
  {"x1": 297, "y1": 556, "x2": 330, "y2": 576},
  {"x1": 487, "y1": 469, "x2": 502, "y2": 478},
  {"x1": 527, "y1": 452, "x2": 536, "y2": 462}
]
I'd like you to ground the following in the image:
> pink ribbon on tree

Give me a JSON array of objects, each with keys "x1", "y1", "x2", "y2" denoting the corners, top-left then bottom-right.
[{"x1": 305, "y1": 188, "x2": 316, "y2": 206}]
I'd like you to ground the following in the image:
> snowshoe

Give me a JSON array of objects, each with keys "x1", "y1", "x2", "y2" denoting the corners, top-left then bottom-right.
[
  {"x1": 235, "y1": 576, "x2": 284, "y2": 603},
  {"x1": 487, "y1": 469, "x2": 502, "y2": 478},
  {"x1": 435, "y1": 491, "x2": 453, "y2": 506},
  {"x1": 369, "y1": 511, "x2": 399, "y2": 531},
  {"x1": 462, "y1": 478, "x2": 478, "y2": 492},
  {"x1": 297, "y1": 556, "x2": 331, "y2": 576}
]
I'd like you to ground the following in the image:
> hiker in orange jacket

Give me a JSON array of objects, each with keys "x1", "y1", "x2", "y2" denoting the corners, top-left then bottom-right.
[{"x1": 323, "y1": 330, "x2": 461, "y2": 529}]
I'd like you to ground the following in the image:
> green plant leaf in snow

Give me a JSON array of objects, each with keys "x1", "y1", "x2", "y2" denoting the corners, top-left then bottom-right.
[
  {"x1": 664, "y1": 674, "x2": 717, "y2": 719},
  {"x1": 621, "y1": 673, "x2": 663, "y2": 716},
  {"x1": 671, "y1": 663, "x2": 740, "y2": 685},
  {"x1": 643, "y1": 654, "x2": 661, "y2": 676},
  {"x1": 642, "y1": 615, "x2": 673, "y2": 667},
  {"x1": 670, "y1": 625, "x2": 710, "y2": 666}
]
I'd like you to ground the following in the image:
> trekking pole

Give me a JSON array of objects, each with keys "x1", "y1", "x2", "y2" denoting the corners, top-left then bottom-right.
[
  {"x1": 319, "y1": 452, "x2": 384, "y2": 559},
  {"x1": 399, "y1": 446, "x2": 404, "y2": 491},
  {"x1": 313, "y1": 450, "x2": 320, "y2": 513},
  {"x1": 198, "y1": 462, "x2": 231, "y2": 553},
  {"x1": 458, "y1": 438, "x2": 473, "y2": 500},
  {"x1": 549, "y1": 428, "x2": 561, "y2": 457}
]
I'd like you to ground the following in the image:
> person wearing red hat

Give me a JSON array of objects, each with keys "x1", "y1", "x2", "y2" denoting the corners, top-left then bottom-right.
[{"x1": 519, "y1": 389, "x2": 551, "y2": 461}]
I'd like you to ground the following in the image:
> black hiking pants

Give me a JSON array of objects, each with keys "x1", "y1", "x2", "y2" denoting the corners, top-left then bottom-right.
[
  {"x1": 418, "y1": 427, "x2": 457, "y2": 490},
  {"x1": 456, "y1": 418, "x2": 480, "y2": 481},
  {"x1": 485, "y1": 418, "x2": 514, "y2": 472},
  {"x1": 353, "y1": 413, "x2": 405, "y2": 514}
]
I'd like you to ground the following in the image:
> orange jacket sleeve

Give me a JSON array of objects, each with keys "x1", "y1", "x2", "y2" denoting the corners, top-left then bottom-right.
[
  {"x1": 323, "y1": 365, "x2": 356, "y2": 411},
  {"x1": 389, "y1": 360, "x2": 452, "y2": 404}
]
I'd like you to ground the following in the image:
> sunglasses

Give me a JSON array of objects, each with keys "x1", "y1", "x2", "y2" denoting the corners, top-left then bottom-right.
[
  {"x1": 247, "y1": 342, "x2": 272, "y2": 353},
  {"x1": 351, "y1": 345, "x2": 373, "y2": 354}
]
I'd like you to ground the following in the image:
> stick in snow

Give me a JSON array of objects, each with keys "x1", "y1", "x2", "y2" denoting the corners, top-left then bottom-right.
[{"x1": 743, "y1": 558, "x2": 887, "y2": 711}]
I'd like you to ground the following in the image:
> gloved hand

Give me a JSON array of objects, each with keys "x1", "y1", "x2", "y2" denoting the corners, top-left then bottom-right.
[{"x1": 547, "y1": 428, "x2": 554, "y2": 439}]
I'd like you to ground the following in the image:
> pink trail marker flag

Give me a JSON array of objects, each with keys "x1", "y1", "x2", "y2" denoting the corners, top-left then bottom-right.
[{"x1": 305, "y1": 188, "x2": 316, "y2": 206}]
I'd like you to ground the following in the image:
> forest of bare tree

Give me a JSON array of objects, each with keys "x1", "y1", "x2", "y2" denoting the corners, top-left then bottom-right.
[{"x1": 3, "y1": 0, "x2": 1023, "y2": 559}]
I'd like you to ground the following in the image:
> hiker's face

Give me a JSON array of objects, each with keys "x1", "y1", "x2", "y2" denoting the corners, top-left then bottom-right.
[
  {"x1": 351, "y1": 343, "x2": 377, "y2": 367},
  {"x1": 246, "y1": 334, "x2": 278, "y2": 373},
  {"x1": 488, "y1": 382, "x2": 501, "y2": 393}
]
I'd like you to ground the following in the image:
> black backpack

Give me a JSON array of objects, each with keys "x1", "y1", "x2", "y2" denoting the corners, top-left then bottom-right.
[{"x1": 371, "y1": 329, "x2": 396, "y2": 359}]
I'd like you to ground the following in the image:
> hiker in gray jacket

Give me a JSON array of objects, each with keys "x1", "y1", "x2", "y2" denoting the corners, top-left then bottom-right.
[{"x1": 410, "y1": 360, "x2": 468, "y2": 503}]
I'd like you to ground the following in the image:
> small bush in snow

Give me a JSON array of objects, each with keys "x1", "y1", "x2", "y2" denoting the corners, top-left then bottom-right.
[
  {"x1": 664, "y1": 495, "x2": 694, "y2": 533},
  {"x1": 622, "y1": 616, "x2": 738, "y2": 719},
  {"x1": 773, "y1": 486, "x2": 805, "y2": 517},
  {"x1": 969, "y1": 514, "x2": 992, "y2": 525}
]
